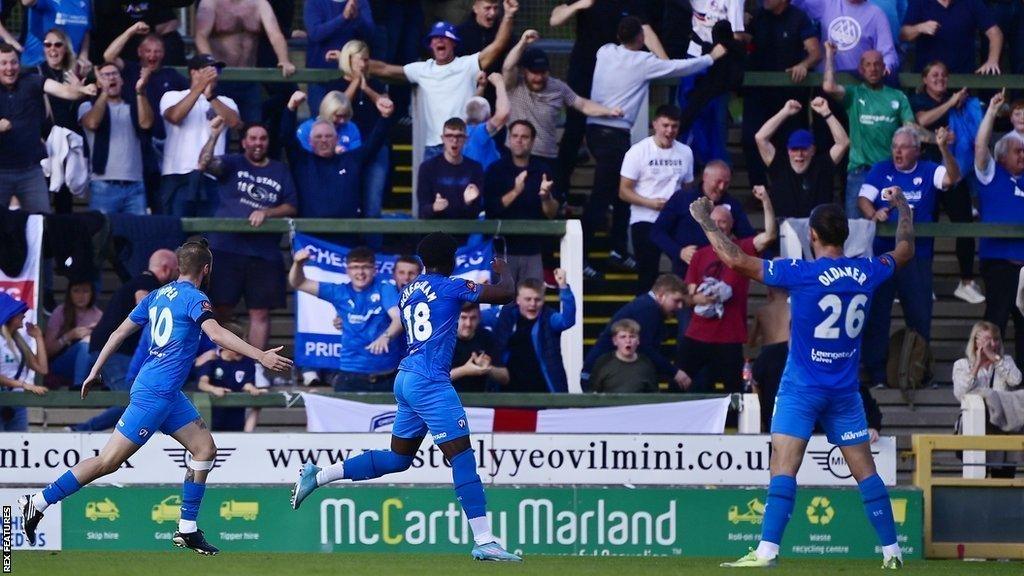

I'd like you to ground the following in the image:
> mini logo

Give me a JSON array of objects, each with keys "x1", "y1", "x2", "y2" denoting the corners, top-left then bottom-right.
[
  {"x1": 809, "y1": 444, "x2": 880, "y2": 479},
  {"x1": 806, "y1": 496, "x2": 835, "y2": 525},
  {"x1": 164, "y1": 447, "x2": 236, "y2": 470},
  {"x1": 117, "y1": 419, "x2": 125, "y2": 428},
  {"x1": 457, "y1": 418, "x2": 467, "y2": 429},
  {"x1": 138, "y1": 429, "x2": 149, "y2": 438},
  {"x1": 913, "y1": 177, "x2": 923, "y2": 186},
  {"x1": 371, "y1": 292, "x2": 381, "y2": 303},
  {"x1": 465, "y1": 280, "x2": 477, "y2": 292},
  {"x1": 235, "y1": 370, "x2": 246, "y2": 383},
  {"x1": 201, "y1": 300, "x2": 213, "y2": 312},
  {"x1": 891, "y1": 100, "x2": 899, "y2": 110},
  {"x1": 215, "y1": 367, "x2": 224, "y2": 379},
  {"x1": 885, "y1": 175, "x2": 893, "y2": 182},
  {"x1": 370, "y1": 411, "x2": 397, "y2": 431},
  {"x1": 432, "y1": 432, "x2": 448, "y2": 441}
]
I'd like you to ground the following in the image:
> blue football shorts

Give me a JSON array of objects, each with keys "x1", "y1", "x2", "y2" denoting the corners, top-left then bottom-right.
[
  {"x1": 391, "y1": 370, "x2": 471, "y2": 445},
  {"x1": 116, "y1": 388, "x2": 201, "y2": 446},
  {"x1": 770, "y1": 381, "x2": 870, "y2": 446}
]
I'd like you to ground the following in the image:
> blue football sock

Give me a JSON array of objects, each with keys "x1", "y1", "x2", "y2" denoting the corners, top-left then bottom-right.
[
  {"x1": 450, "y1": 448, "x2": 486, "y2": 519},
  {"x1": 858, "y1": 473, "x2": 898, "y2": 546},
  {"x1": 41, "y1": 470, "x2": 82, "y2": 505},
  {"x1": 343, "y1": 450, "x2": 413, "y2": 481},
  {"x1": 180, "y1": 481, "x2": 206, "y2": 522},
  {"x1": 761, "y1": 474, "x2": 797, "y2": 545}
]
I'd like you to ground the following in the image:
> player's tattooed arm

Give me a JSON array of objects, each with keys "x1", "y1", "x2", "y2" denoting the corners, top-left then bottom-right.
[
  {"x1": 688, "y1": 197, "x2": 766, "y2": 282},
  {"x1": 884, "y1": 186, "x2": 915, "y2": 269}
]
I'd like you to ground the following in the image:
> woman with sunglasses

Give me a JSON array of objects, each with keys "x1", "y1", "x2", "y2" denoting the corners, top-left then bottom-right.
[{"x1": 21, "y1": 0, "x2": 92, "y2": 70}]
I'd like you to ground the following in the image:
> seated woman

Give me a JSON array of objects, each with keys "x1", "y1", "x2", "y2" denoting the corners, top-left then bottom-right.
[
  {"x1": 952, "y1": 321, "x2": 1023, "y2": 477},
  {"x1": 44, "y1": 279, "x2": 102, "y2": 388},
  {"x1": 1, "y1": 292, "x2": 48, "y2": 431}
]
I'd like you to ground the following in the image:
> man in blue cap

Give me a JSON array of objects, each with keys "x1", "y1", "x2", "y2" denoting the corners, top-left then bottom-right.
[
  {"x1": 369, "y1": 0, "x2": 519, "y2": 161},
  {"x1": 755, "y1": 97, "x2": 849, "y2": 219}
]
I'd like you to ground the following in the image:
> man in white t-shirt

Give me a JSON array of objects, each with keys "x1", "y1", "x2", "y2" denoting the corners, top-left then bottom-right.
[
  {"x1": 158, "y1": 53, "x2": 240, "y2": 217},
  {"x1": 368, "y1": 2, "x2": 517, "y2": 160},
  {"x1": 619, "y1": 104, "x2": 695, "y2": 293}
]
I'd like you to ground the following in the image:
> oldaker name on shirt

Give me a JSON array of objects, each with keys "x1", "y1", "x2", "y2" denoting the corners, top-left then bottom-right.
[{"x1": 817, "y1": 266, "x2": 868, "y2": 287}]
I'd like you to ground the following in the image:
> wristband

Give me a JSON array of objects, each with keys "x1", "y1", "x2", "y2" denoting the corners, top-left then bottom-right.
[{"x1": 822, "y1": 113, "x2": 833, "y2": 120}]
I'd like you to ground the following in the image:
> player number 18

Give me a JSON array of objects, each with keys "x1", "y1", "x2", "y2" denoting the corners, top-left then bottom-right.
[
  {"x1": 813, "y1": 294, "x2": 867, "y2": 339},
  {"x1": 403, "y1": 302, "x2": 433, "y2": 344}
]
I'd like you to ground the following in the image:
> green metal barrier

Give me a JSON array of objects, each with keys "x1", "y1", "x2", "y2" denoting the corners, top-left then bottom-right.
[{"x1": 180, "y1": 217, "x2": 566, "y2": 235}]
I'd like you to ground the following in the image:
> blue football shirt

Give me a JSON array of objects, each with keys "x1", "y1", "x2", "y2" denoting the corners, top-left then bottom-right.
[
  {"x1": 398, "y1": 273, "x2": 482, "y2": 382},
  {"x1": 859, "y1": 159, "x2": 945, "y2": 259},
  {"x1": 129, "y1": 281, "x2": 214, "y2": 397},
  {"x1": 763, "y1": 255, "x2": 896, "y2": 392},
  {"x1": 318, "y1": 276, "x2": 400, "y2": 374},
  {"x1": 976, "y1": 157, "x2": 1024, "y2": 260}
]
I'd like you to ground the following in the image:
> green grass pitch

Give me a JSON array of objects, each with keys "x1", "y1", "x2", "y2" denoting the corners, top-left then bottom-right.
[{"x1": 10, "y1": 551, "x2": 1022, "y2": 576}]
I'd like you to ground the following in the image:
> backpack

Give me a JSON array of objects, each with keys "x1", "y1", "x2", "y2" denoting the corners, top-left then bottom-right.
[{"x1": 886, "y1": 328, "x2": 933, "y2": 407}]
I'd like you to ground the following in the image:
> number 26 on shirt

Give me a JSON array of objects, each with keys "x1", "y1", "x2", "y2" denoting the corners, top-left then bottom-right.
[
  {"x1": 403, "y1": 302, "x2": 433, "y2": 344},
  {"x1": 813, "y1": 294, "x2": 867, "y2": 340}
]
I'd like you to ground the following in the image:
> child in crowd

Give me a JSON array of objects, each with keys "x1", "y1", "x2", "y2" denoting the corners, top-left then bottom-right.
[
  {"x1": 197, "y1": 322, "x2": 265, "y2": 432},
  {"x1": 590, "y1": 319, "x2": 658, "y2": 393}
]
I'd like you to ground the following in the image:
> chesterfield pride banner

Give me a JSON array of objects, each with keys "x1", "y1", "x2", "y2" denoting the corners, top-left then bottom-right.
[{"x1": 291, "y1": 233, "x2": 493, "y2": 369}]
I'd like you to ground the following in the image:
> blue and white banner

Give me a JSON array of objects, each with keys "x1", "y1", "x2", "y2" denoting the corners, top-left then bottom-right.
[{"x1": 291, "y1": 233, "x2": 493, "y2": 369}]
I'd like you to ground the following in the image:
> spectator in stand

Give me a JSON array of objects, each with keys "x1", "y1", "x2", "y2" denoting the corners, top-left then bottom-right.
[
  {"x1": 197, "y1": 321, "x2": 266, "y2": 432},
  {"x1": 303, "y1": 0, "x2": 373, "y2": 113},
  {"x1": 198, "y1": 117, "x2": 298, "y2": 378},
  {"x1": 1011, "y1": 100, "x2": 1024, "y2": 139},
  {"x1": 290, "y1": 246, "x2": 404, "y2": 392},
  {"x1": 283, "y1": 90, "x2": 392, "y2": 222},
  {"x1": 418, "y1": 117, "x2": 484, "y2": 220},
  {"x1": 911, "y1": 61, "x2": 986, "y2": 305},
  {"x1": 983, "y1": 0, "x2": 1024, "y2": 75},
  {"x1": 484, "y1": 120, "x2": 559, "y2": 284},
  {"x1": 589, "y1": 319, "x2": 659, "y2": 393},
  {"x1": 451, "y1": 302, "x2": 509, "y2": 392},
  {"x1": 492, "y1": 270, "x2": 576, "y2": 393},
  {"x1": 368, "y1": 1, "x2": 517, "y2": 159},
  {"x1": 549, "y1": 0, "x2": 666, "y2": 201},
  {"x1": 748, "y1": 285, "x2": 790, "y2": 431},
  {"x1": 952, "y1": 321, "x2": 1022, "y2": 474},
  {"x1": 913, "y1": 61, "x2": 983, "y2": 305},
  {"x1": 194, "y1": 0, "x2": 296, "y2": 123},
  {"x1": 0, "y1": 13, "x2": 20, "y2": 52},
  {"x1": 501, "y1": 30, "x2": 623, "y2": 190},
  {"x1": 463, "y1": 73, "x2": 509, "y2": 171},
  {"x1": 44, "y1": 278, "x2": 101, "y2": 388},
  {"x1": 650, "y1": 161, "x2": 756, "y2": 279},
  {"x1": 859, "y1": 126, "x2": 961, "y2": 387},
  {"x1": 78, "y1": 61, "x2": 153, "y2": 215},
  {"x1": 582, "y1": 274, "x2": 690, "y2": 390},
  {"x1": 679, "y1": 186, "x2": 776, "y2": 393},
  {"x1": 30, "y1": 29, "x2": 89, "y2": 213},
  {"x1": 975, "y1": 89, "x2": 1024, "y2": 370},
  {"x1": 755, "y1": 98, "x2": 849, "y2": 219},
  {"x1": 159, "y1": 54, "x2": 241, "y2": 217},
  {"x1": 0, "y1": 43, "x2": 95, "y2": 214},
  {"x1": 21, "y1": 0, "x2": 92, "y2": 69},
  {"x1": 103, "y1": 23, "x2": 189, "y2": 213},
  {"x1": 793, "y1": 0, "x2": 898, "y2": 73},
  {"x1": 900, "y1": 0, "x2": 1002, "y2": 75},
  {"x1": 620, "y1": 104, "x2": 696, "y2": 293},
  {"x1": 457, "y1": 0, "x2": 510, "y2": 104},
  {"x1": 584, "y1": 16, "x2": 725, "y2": 278},
  {"x1": 71, "y1": 249, "x2": 177, "y2": 432},
  {"x1": 743, "y1": 0, "x2": 822, "y2": 186},
  {"x1": 321, "y1": 40, "x2": 394, "y2": 245},
  {"x1": 92, "y1": 0, "x2": 186, "y2": 65},
  {"x1": 294, "y1": 91, "x2": 362, "y2": 154},
  {"x1": 371, "y1": 0, "x2": 422, "y2": 122},
  {"x1": 0, "y1": 292, "x2": 48, "y2": 431},
  {"x1": 823, "y1": 41, "x2": 915, "y2": 217}
]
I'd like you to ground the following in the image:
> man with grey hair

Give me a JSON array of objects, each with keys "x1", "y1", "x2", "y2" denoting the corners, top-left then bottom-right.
[
  {"x1": 975, "y1": 89, "x2": 1024, "y2": 369},
  {"x1": 463, "y1": 73, "x2": 509, "y2": 171},
  {"x1": 857, "y1": 124, "x2": 960, "y2": 386}
]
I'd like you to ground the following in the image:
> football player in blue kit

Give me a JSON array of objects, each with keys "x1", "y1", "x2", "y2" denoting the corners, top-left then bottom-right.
[
  {"x1": 19, "y1": 239, "x2": 293, "y2": 555},
  {"x1": 687, "y1": 190, "x2": 915, "y2": 570},
  {"x1": 291, "y1": 232, "x2": 522, "y2": 562}
]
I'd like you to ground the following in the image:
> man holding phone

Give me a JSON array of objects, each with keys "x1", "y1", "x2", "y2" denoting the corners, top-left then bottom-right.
[{"x1": 483, "y1": 119, "x2": 560, "y2": 285}]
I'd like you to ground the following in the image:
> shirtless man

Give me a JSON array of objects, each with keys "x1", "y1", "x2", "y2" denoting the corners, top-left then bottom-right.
[
  {"x1": 747, "y1": 286, "x2": 791, "y2": 431},
  {"x1": 194, "y1": 0, "x2": 295, "y2": 123}
]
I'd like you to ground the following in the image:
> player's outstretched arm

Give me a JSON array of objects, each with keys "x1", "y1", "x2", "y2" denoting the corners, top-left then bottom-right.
[
  {"x1": 883, "y1": 186, "x2": 915, "y2": 269},
  {"x1": 81, "y1": 318, "x2": 141, "y2": 398},
  {"x1": 689, "y1": 197, "x2": 767, "y2": 282},
  {"x1": 200, "y1": 319, "x2": 294, "y2": 372},
  {"x1": 288, "y1": 248, "x2": 320, "y2": 296},
  {"x1": 478, "y1": 258, "x2": 516, "y2": 305}
]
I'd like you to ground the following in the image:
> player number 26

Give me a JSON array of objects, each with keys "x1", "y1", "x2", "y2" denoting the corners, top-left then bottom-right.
[
  {"x1": 149, "y1": 306, "x2": 174, "y2": 347},
  {"x1": 403, "y1": 302, "x2": 434, "y2": 343},
  {"x1": 813, "y1": 294, "x2": 867, "y2": 340}
]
